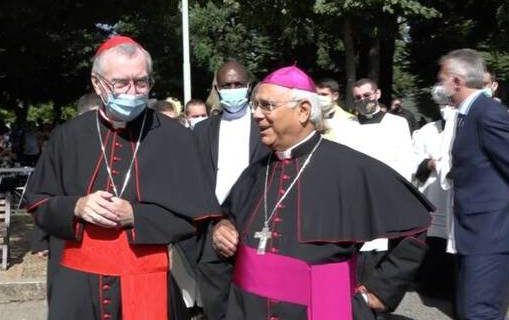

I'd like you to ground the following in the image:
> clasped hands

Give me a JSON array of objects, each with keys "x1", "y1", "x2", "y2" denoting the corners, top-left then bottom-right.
[{"x1": 74, "y1": 190, "x2": 134, "y2": 228}]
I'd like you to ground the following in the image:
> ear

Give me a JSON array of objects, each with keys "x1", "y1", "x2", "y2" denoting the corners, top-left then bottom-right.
[
  {"x1": 492, "y1": 81, "x2": 499, "y2": 93},
  {"x1": 332, "y1": 92, "x2": 339, "y2": 102},
  {"x1": 452, "y1": 75, "x2": 463, "y2": 87},
  {"x1": 375, "y1": 89, "x2": 381, "y2": 100},
  {"x1": 297, "y1": 100, "x2": 312, "y2": 125},
  {"x1": 91, "y1": 76, "x2": 103, "y2": 96}
]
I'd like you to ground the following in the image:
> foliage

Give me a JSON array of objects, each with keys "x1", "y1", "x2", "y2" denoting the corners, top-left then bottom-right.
[{"x1": 1, "y1": 0, "x2": 509, "y2": 124}]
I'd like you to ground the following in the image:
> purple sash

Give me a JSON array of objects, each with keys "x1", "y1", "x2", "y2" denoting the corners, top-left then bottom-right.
[{"x1": 233, "y1": 244, "x2": 354, "y2": 320}]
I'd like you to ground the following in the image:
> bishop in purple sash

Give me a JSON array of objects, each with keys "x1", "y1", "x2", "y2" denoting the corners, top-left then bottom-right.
[{"x1": 198, "y1": 66, "x2": 433, "y2": 320}]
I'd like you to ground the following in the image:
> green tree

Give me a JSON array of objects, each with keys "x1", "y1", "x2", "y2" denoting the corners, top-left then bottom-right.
[{"x1": 314, "y1": 0, "x2": 439, "y2": 108}]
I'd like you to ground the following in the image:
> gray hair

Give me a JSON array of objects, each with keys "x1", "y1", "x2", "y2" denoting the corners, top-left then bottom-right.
[
  {"x1": 290, "y1": 88, "x2": 322, "y2": 127},
  {"x1": 91, "y1": 43, "x2": 153, "y2": 76},
  {"x1": 439, "y1": 49, "x2": 486, "y2": 89}
]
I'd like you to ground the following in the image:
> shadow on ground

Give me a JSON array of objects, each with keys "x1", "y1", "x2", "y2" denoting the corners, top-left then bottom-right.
[{"x1": 9, "y1": 214, "x2": 35, "y2": 266}]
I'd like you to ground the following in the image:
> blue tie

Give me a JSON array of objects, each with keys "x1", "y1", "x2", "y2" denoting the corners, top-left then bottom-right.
[{"x1": 456, "y1": 113, "x2": 465, "y2": 131}]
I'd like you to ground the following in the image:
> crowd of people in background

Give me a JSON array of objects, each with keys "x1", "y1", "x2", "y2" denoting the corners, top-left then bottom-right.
[{"x1": 0, "y1": 35, "x2": 507, "y2": 320}]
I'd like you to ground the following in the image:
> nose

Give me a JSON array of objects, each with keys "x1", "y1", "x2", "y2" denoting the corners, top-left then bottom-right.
[{"x1": 125, "y1": 80, "x2": 138, "y2": 95}]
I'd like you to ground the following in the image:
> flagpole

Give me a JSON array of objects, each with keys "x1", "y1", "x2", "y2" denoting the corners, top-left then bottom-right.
[{"x1": 182, "y1": 0, "x2": 191, "y2": 104}]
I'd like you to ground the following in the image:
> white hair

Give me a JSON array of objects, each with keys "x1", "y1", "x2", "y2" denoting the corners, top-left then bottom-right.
[
  {"x1": 290, "y1": 88, "x2": 322, "y2": 127},
  {"x1": 91, "y1": 43, "x2": 153, "y2": 76},
  {"x1": 439, "y1": 49, "x2": 486, "y2": 89}
]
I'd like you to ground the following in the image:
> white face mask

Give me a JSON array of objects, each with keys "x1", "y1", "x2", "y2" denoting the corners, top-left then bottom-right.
[
  {"x1": 431, "y1": 83, "x2": 453, "y2": 106},
  {"x1": 188, "y1": 116, "x2": 208, "y2": 129},
  {"x1": 317, "y1": 95, "x2": 335, "y2": 115}
]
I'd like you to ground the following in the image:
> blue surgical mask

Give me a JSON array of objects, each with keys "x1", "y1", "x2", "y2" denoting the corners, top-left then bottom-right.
[
  {"x1": 482, "y1": 87, "x2": 493, "y2": 98},
  {"x1": 104, "y1": 93, "x2": 148, "y2": 122},
  {"x1": 219, "y1": 87, "x2": 249, "y2": 118}
]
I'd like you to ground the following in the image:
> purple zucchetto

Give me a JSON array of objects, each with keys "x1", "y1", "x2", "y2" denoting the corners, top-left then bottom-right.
[{"x1": 261, "y1": 66, "x2": 316, "y2": 92}]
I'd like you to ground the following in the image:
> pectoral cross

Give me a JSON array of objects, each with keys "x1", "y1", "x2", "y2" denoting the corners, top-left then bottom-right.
[{"x1": 254, "y1": 225, "x2": 272, "y2": 255}]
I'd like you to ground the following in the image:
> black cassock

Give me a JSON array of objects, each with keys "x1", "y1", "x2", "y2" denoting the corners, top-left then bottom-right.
[
  {"x1": 198, "y1": 132, "x2": 433, "y2": 320},
  {"x1": 24, "y1": 109, "x2": 220, "y2": 320}
]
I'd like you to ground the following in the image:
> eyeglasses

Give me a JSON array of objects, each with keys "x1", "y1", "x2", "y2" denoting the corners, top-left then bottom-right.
[
  {"x1": 353, "y1": 92, "x2": 376, "y2": 102},
  {"x1": 94, "y1": 73, "x2": 154, "y2": 93},
  {"x1": 250, "y1": 99, "x2": 300, "y2": 113}
]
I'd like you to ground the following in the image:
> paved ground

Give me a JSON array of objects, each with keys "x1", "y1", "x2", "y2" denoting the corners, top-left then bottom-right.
[
  {"x1": 0, "y1": 291, "x2": 455, "y2": 320},
  {"x1": 0, "y1": 213, "x2": 502, "y2": 320}
]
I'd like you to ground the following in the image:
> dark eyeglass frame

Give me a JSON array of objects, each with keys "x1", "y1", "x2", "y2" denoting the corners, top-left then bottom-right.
[{"x1": 353, "y1": 91, "x2": 376, "y2": 102}]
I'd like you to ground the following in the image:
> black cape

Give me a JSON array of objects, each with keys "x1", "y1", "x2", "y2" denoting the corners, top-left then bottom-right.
[
  {"x1": 199, "y1": 132, "x2": 433, "y2": 320},
  {"x1": 25, "y1": 109, "x2": 221, "y2": 320}
]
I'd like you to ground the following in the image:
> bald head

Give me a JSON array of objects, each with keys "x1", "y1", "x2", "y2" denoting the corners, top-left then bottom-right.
[{"x1": 216, "y1": 60, "x2": 249, "y2": 89}]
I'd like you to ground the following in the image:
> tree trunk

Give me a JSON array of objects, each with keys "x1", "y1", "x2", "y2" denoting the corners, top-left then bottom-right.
[
  {"x1": 378, "y1": 13, "x2": 398, "y2": 107},
  {"x1": 343, "y1": 16, "x2": 356, "y2": 112},
  {"x1": 368, "y1": 38, "x2": 380, "y2": 84}
]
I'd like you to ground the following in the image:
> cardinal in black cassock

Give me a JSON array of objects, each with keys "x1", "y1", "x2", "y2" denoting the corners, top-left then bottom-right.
[
  {"x1": 24, "y1": 36, "x2": 220, "y2": 320},
  {"x1": 198, "y1": 66, "x2": 433, "y2": 320}
]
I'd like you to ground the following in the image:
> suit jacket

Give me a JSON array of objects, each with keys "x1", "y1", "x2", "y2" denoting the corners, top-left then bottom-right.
[
  {"x1": 192, "y1": 113, "x2": 270, "y2": 191},
  {"x1": 451, "y1": 93, "x2": 509, "y2": 254}
]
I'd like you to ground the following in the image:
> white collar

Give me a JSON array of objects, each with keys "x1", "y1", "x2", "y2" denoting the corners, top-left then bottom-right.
[{"x1": 276, "y1": 131, "x2": 316, "y2": 160}]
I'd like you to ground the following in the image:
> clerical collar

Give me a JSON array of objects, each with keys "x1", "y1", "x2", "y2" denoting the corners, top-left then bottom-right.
[
  {"x1": 358, "y1": 110, "x2": 385, "y2": 124},
  {"x1": 275, "y1": 131, "x2": 319, "y2": 160},
  {"x1": 99, "y1": 108, "x2": 127, "y2": 129}
]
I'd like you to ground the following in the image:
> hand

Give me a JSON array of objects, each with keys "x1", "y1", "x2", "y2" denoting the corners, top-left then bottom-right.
[
  {"x1": 110, "y1": 197, "x2": 134, "y2": 227},
  {"x1": 357, "y1": 285, "x2": 386, "y2": 311},
  {"x1": 74, "y1": 191, "x2": 118, "y2": 228},
  {"x1": 212, "y1": 219, "x2": 239, "y2": 258},
  {"x1": 427, "y1": 159, "x2": 437, "y2": 171},
  {"x1": 36, "y1": 250, "x2": 49, "y2": 258}
]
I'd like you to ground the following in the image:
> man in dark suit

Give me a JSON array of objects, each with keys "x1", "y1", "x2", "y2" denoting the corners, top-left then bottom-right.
[
  {"x1": 191, "y1": 60, "x2": 269, "y2": 320},
  {"x1": 437, "y1": 48, "x2": 509, "y2": 320},
  {"x1": 193, "y1": 60, "x2": 269, "y2": 201}
]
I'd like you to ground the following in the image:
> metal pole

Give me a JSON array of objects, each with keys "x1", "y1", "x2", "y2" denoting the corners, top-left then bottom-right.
[{"x1": 182, "y1": 0, "x2": 191, "y2": 104}]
